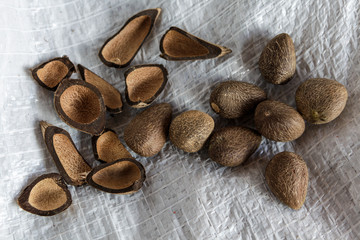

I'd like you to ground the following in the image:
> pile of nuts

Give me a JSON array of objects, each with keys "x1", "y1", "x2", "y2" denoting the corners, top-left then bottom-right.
[{"x1": 18, "y1": 8, "x2": 348, "y2": 216}]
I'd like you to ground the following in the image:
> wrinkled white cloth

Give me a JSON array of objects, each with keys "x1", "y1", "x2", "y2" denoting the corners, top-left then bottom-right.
[{"x1": 1, "y1": 0, "x2": 359, "y2": 239}]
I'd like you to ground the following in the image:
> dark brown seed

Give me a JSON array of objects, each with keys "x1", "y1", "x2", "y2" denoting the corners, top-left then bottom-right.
[
  {"x1": 86, "y1": 158, "x2": 146, "y2": 194},
  {"x1": 169, "y1": 110, "x2": 214, "y2": 152},
  {"x1": 160, "y1": 26, "x2": 231, "y2": 61},
  {"x1": 40, "y1": 121, "x2": 92, "y2": 186},
  {"x1": 265, "y1": 151, "x2": 308, "y2": 210},
  {"x1": 92, "y1": 128, "x2": 132, "y2": 163},
  {"x1": 17, "y1": 173, "x2": 72, "y2": 216},
  {"x1": 31, "y1": 56, "x2": 75, "y2": 91},
  {"x1": 254, "y1": 100, "x2": 305, "y2": 142},
  {"x1": 210, "y1": 81, "x2": 267, "y2": 119},
  {"x1": 259, "y1": 33, "x2": 296, "y2": 85},
  {"x1": 54, "y1": 79, "x2": 106, "y2": 135},
  {"x1": 124, "y1": 103, "x2": 172, "y2": 157},
  {"x1": 77, "y1": 64, "x2": 123, "y2": 114},
  {"x1": 99, "y1": 8, "x2": 161, "y2": 68},
  {"x1": 209, "y1": 126, "x2": 262, "y2": 167},
  {"x1": 296, "y1": 78, "x2": 348, "y2": 124},
  {"x1": 124, "y1": 64, "x2": 168, "y2": 108}
]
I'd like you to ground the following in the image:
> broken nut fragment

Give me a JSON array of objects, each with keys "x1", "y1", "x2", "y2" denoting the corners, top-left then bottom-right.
[
  {"x1": 31, "y1": 56, "x2": 75, "y2": 91},
  {"x1": 99, "y1": 8, "x2": 161, "y2": 68},
  {"x1": 40, "y1": 121, "x2": 92, "y2": 186},
  {"x1": 92, "y1": 128, "x2": 132, "y2": 163},
  {"x1": 86, "y1": 158, "x2": 146, "y2": 194},
  {"x1": 78, "y1": 64, "x2": 123, "y2": 114},
  {"x1": 54, "y1": 79, "x2": 106, "y2": 135},
  {"x1": 124, "y1": 64, "x2": 168, "y2": 108},
  {"x1": 160, "y1": 26, "x2": 231, "y2": 60},
  {"x1": 17, "y1": 173, "x2": 72, "y2": 216}
]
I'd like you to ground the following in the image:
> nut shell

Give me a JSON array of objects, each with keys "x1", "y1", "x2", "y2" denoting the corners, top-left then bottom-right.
[
  {"x1": 254, "y1": 100, "x2": 305, "y2": 142},
  {"x1": 209, "y1": 126, "x2": 262, "y2": 167},
  {"x1": 54, "y1": 79, "x2": 106, "y2": 135},
  {"x1": 86, "y1": 158, "x2": 146, "y2": 194},
  {"x1": 295, "y1": 78, "x2": 348, "y2": 124},
  {"x1": 169, "y1": 110, "x2": 214, "y2": 153},
  {"x1": 259, "y1": 33, "x2": 296, "y2": 85},
  {"x1": 210, "y1": 81, "x2": 267, "y2": 118},
  {"x1": 265, "y1": 151, "x2": 308, "y2": 210},
  {"x1": 17, "y1": 173, "x2": 72, "y2": 216}
]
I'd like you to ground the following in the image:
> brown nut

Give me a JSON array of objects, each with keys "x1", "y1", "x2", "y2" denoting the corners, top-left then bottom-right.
[
  {"x1": 254, "y1": 100, "x2": 305, "y2": 142},
  {"x1": 210, "y1": 81, "x2": 267, "y2": 118},
  {"x1": 265, "y1": 151, "x2": 308, "y2": 210},
  {"x1": 259, "y1": 33, "x2": 296, "y2": 85},
  {"x1": 169, "y1": 110, "x2": 214, "y2": 152},
  {"x1": 124, "y1": 103, "x2": 172, "y2": 157},
  {"x1": 295, "y1": 78, "x2": 348, "y2": 124},
  {"x1": 209, "y1": 126, "x2": 262, "y2": 167}
]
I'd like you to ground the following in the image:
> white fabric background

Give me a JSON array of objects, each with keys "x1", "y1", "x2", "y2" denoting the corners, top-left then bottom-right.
[{"x1": 1, "y1": 0, "x2": 360, "y2": 239}]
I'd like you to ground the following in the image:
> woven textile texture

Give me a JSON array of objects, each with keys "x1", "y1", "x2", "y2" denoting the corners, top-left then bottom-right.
[{"x1": 0, "y1": 0, "x2": 359, "y2": 239}]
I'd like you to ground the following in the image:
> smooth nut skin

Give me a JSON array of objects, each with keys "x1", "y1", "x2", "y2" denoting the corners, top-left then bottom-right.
[
  {"x1": 265, "y1": 151, "x2": 308, "y2": 210},
  {"x1": 210, "y1": 81, "x2": 267, "y2": 119},
  {"x1": 124, "y1": 103, "x2": 172, "y2": 157},
  {"x1": 259, "y1": 33, "x2": 296, "y2": 85},
  {"x1": 254, "y1": 100, "x2": 305, "y2": 142},
  {"x1": 209, "y1": 126, "x2": 262, "y2": 167},
  {"x1": 295, "y1": 78, "x2": 348, "y2": 124},
  {"x1": 169, "y1": 110, "x2": 214, "y2": 153}
]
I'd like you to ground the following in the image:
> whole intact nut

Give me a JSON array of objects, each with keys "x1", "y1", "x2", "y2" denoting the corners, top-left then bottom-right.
[
  {"x1": 265, "y1": 151, "x2": 308, "y2": 210},
  {"x1": 124, "y1": 103, "x2": 172, "y2": 157},
  {"x1": 259, "y1": 33, "x2": 296, "y2": 85},
  {"x1": 209, "y1": 126, "x2": 262, "y2": 167},
  {"x1": 169, "y1": 110, "x2": 214, "y2": 153},
  {"x1": 210, "y1": 81, "x2": 267, "y2": 119},
  {"x1": 295, "y1": 78, "x2": 348, "y2": 124},
  {"x1": 254, "y1": 100, "x2": 305, "y2": 142}
]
